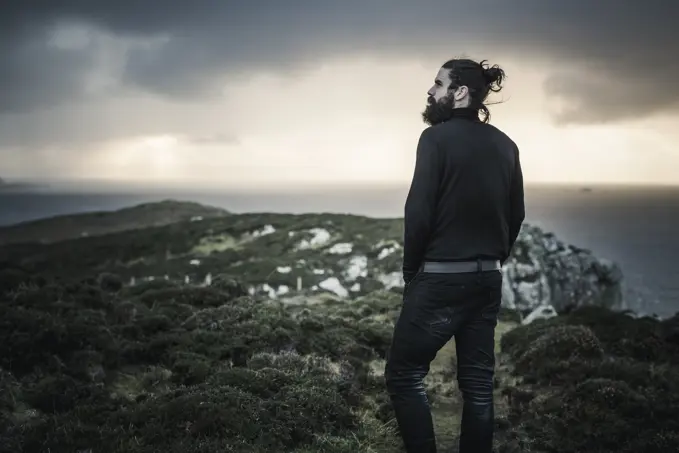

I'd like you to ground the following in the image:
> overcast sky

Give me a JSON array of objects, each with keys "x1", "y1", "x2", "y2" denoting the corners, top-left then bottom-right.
[{"x1": 1, "y1": 1, "x2": 678, "y2": 188}]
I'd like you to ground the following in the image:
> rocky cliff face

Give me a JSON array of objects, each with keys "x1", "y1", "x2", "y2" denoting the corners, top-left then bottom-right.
[{"x1": 502, "y1": 224, "x2": 624, "y2": 319}]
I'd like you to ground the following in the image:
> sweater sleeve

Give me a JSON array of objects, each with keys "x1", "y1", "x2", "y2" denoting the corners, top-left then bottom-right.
[
  {"x1": 505, "y1": 145, "x2": 525, "y2": 262},
  {"x1": 403, "y1": 129, "x2": 440, "y2": 283}
]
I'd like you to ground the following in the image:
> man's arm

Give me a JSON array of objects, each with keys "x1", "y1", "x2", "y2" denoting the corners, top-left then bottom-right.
[
  {"x1": 402, "y1": 129, "x2": 440, "y2": 284},
  {"x1": 505, "y1": 145, "x2": 525, "y2": 263}
]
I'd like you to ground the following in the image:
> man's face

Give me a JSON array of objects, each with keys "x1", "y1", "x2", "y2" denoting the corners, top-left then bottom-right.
[
  {"x1": 421, "y1": 67, "x2": 466, "y2": 126},
  {"x1": 428, "y1": 67, "x2": 454, "y2": 103}
]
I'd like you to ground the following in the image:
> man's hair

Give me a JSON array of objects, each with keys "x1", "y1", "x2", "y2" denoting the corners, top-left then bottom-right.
[{"x1": 441, "y1": 58, "x2": 505, "y2": 123}]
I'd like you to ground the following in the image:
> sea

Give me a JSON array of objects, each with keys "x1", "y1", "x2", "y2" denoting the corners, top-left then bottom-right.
[{"x1": 1, "y1": 183, "x2": 678, "y2": 318}]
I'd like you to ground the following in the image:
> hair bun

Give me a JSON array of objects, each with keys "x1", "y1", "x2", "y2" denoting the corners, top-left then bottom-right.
[
  {"x1": 483, "y1": 66, "x2": 504, "y2": 85},
  {"x1": 482, "y1": 64, "x2": 505, "y2": 92}
]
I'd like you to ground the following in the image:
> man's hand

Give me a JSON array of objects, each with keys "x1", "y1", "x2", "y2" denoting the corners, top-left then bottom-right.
[
  {"x1": 402, "y1": 270, "x2": 417, "y2": 299},
  {"x1": 403, "y1": 270, "x2": 417, "y2": 286}
]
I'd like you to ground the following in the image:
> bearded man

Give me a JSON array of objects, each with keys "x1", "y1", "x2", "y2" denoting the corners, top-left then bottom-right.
[{"x1": 384, "y1": 58, "x2": 525, "y2": 453}]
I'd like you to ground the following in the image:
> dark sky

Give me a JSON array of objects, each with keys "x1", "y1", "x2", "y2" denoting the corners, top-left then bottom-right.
[{"x1": 0, "y1": 1, "x2": 677, "y2": 167}]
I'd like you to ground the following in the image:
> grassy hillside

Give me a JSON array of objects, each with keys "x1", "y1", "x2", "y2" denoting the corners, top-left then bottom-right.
[
  {"x1": 0, "y1": 200, "x2": 230, "y2": 246},
  {"x1": 1, "y1": 202, "x2": 676, "y2": 452},
  {"x1": 0, "y1": 204, "x2": 622, "y2": 317},
  {"x1": 0, "y1": 211, "x2": 402, "y2": 294}
]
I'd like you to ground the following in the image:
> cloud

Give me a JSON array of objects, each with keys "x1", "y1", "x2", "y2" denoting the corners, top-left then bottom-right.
[
  {"x1": 186, "y1": 134, "x2": 240, "y2": 146},
  {"x1": 0, "y1": 0, "x2": 677, "y2": 146},
  {"x1": 0, "y1": 23, "x2": 94, "y2": 114}
]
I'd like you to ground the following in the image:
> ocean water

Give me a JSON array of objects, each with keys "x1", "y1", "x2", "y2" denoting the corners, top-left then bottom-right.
[{"x1": 1, "y1": 183, "x2": 678, "y2": 318}]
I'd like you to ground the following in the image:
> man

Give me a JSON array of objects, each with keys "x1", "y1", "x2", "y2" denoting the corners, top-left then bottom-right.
[{"x1": 384, "y1": 58, "x2": 525, "y2": 453}]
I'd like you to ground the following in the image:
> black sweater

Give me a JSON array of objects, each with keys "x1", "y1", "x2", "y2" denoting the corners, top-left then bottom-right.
[{"x1": 402, "y1": 108, "x2": 525, "y2": 283}]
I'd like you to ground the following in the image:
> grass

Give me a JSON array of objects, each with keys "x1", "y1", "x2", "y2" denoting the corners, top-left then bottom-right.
[
  {"x1": 2, "y1": 266, "x2": 678, "y2": 452},
  {"x1": 191, "y1": 233, "x2": 241, "y2": 255}
]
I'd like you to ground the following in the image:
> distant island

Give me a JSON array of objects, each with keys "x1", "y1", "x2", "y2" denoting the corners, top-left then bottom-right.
[
  {"x1": 0, "y1": 177, "x2": 43, "y2": 191},
  {"x1": 0, "y1": 200, "x2": 677, "y2": 453}
]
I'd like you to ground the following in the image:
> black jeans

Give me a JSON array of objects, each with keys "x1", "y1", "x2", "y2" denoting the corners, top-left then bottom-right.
[{"x1": 384, "y1": 269, "x2": 503, "y2": 453}]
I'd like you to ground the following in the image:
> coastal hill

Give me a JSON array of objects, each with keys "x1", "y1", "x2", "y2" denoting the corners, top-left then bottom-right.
[
  {"x1": 0, "y1": 200, "x2": 230, "y2": 246},
  {"x1": 0, "y1": 201, "x2": 678, "y2": 452},
  {"x1": 0, "y1": 200, "x2": 623, "y2": 319}
]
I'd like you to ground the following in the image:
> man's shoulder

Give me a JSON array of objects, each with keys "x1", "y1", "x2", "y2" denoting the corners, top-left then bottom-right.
[
  {"x1": 415, "y1": 126, "x2": 443, "y2": 152},
  {"x1": 418, "y1": 123, "x2": 451, "y2": 145},
  {"x1": 424, "y1": 121, "x2": 519, "y2": 156},
  {"x1": 484, "y1": 123, "x2": 518, "y2": 149},
  {"x1": 418, "y1": 125, "x2": 439, "y2": 139},
  {"x1": 482, "y1": 121, "x2": 513, "y2": 138}
]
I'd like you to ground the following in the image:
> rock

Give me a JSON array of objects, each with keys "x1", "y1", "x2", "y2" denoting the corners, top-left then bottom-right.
[
  {"x1": 521, "y1": 304, "x2": 557, "y2": 325},
  {"x1": 501, "y1": 274, "x2": 516, "y2": 308},
  {"x1": 503, "y1": 224, "x2": 623, "y2": 316}
]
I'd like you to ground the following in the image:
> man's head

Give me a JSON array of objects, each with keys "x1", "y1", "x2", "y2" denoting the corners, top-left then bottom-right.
[{"x1": 422, "y1": 58, "x2": 506, "y2": 125}]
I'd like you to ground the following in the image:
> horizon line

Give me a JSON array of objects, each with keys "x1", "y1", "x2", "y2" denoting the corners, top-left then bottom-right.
[{"x1": 4, "y1": 177, "x2": 679, "y2": 193}]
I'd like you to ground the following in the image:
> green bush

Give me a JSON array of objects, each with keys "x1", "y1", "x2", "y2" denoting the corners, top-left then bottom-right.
[{"x1": 499, "y1": 306, "x2": 679, "y2": 453}]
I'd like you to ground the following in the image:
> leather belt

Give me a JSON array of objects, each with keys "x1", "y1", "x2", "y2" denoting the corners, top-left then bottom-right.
[{"x1": 421, "y1": 260, "x2": 501, "y2": 273}]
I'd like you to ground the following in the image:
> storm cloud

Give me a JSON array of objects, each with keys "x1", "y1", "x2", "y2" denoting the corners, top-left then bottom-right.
[{"x1": 0, "y1": 0, "x2": 677, "y2": 149}]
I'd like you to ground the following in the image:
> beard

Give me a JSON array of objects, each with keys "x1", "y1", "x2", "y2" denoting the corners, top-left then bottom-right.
[{"x1": 421, "y1": 94, "x2": 456, "y2": 126}]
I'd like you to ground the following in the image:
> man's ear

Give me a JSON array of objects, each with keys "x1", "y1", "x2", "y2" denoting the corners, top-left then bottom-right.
[{"x1": 454, "y1": 85, "x2": 469, "y2": 101}]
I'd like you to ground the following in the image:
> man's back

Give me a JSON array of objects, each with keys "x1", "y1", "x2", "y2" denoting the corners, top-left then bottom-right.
[
  {"x1": 424, "y1": 114, "x2": 523, "y2": 261},
  {"x1": 402, "y1": 108, "x2": 524, "y2": 280}
]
